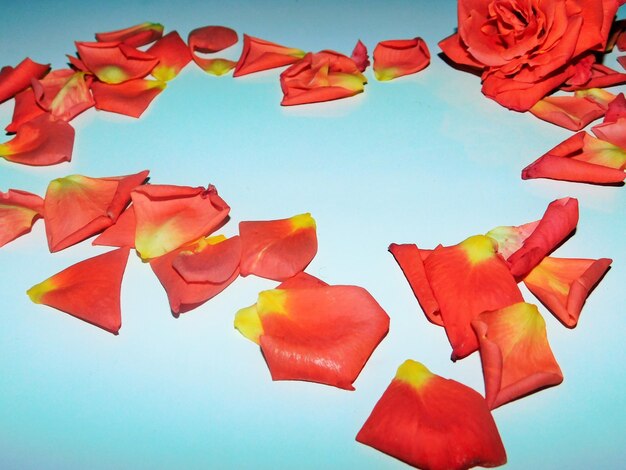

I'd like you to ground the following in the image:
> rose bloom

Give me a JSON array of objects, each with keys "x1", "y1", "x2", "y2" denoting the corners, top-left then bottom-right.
[{"x1": 439, "y1": 0, "x2": 621, "y2": 112}]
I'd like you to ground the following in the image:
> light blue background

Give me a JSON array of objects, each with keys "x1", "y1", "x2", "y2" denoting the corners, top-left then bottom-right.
[{"x1": 1, "y1": 1, "x2": 624, "y2": 468}]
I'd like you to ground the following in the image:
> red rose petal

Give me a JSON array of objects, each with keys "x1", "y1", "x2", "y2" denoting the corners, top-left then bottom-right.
[
  {"x1": 92, "y1": 205, "x2": 136, "y2": 248},
  {"x1": 188, "y1": 25, "x2": 238, "y2": 76},
  {"x1": 95, "y1": 22, "x2": 164, "y2": 48},
  {"x1": 75, "y1": 41, "x2": 158, "y2": 84},
  {"x1": 529, "y1": 92, "x2": 611, "y2": 131},
  {"x1": 0, "y1": 58, "x2": 50, "y2": 105},
  {"x1": 233, "y1": 34, "x2": 305, "y2": 77},
  {"x1": 0, "y1": 189, "x2": 44, "y2": 247},
  {"x1": 147, "y1": 31, "x2": 192, "y2": 81},
  {"x1": 32, "y1": 69, "x2": 94, "y2": 121},
  {"x1": 5, "y1": 88, "x2": 47, "y2": 134},
  {"x1": 172, "y1": 234, "x2": 241, "y2": 284},
  {"x1": 91, "y1": 78, "x2": 165, "y2": 118},
  {"x1": 350, "y1": 39, "x2": 370, "y2": 73},
  {"x1": 373, "y1": 37, "x2": 430, "y2": 81}
]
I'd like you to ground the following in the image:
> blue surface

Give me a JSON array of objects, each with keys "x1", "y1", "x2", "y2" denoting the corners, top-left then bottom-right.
[{"x1": 1, "y1": 1, "x2": 625, "y2": 469}]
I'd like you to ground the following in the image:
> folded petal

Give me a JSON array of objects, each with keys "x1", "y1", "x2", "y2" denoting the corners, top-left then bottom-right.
[
  {"x1": 350, "y1": 40, "x2": 370, "y2": 73},
  {"x1": 603, "y1": 92, "x2": 626, "y2": 122},
  {"x1": 131, "y1": 184, "x2": 229, "y2": 260},
  {"x1": 424, "y1": 235, "x2": 524, "y2": 360},
  {"x1": 485, "y1": 221, "x2": 540, "y2": 260},
  {"x1": 388, "y1": 243, "x2": 442, "y2": 326},
  {"x1": 188, "y1": 25, "x2": 238, "y2": 75},
  {"x1": 172, "y1": 234, "x2": 240, "y2": 283},
  {"x1": 356, "y1": 360, "x2": 507, "y2": 469},
  {"x1": 0, "y1": 58, "x2": 50, "y2": 104},
  {"x1": 147, "y1": 31, "x2": 192, "y2": 82},
  {"x1": 592, "y1": 116, "x2": 626, "y2": 149},
  {"x1": 26, "y1": 247, "x2": 130, "y2": 334},
  {"x1": 529, "y1": 93, "x2": 608, "y2": 131},
  {"x1": 75, "y1": 41, "x2": 159, "y2": 84},
  {"x1": 95, "y1": 22, "x2": 164, "y2": 47},
  {"x1": 438, "y1": 32, "x2": 485, "y2": 70},
  {"x1": 233, "y1": 34, "x2": 305, "y2": 77},
  {"x1": 239, "y1": 213, "x2": 317, "y2": 281},
  {"x1": 91, "y1": 78, "x2": 165, "y2": 118},
  {"x1": 5, "y1": 88, "x2": 47, "y2": 133},
  {"x1": 44, "y1": 170, "x2": 149, "y2": 252},
  {"x1": 150, "y1": 235, "x2": 238, "y2": 314},
  {"x1": 0, "y1": 189, "x2": 44, "y2": 247},
  {"x1": 92, "y1": 205, "x2": 136, "y2": 248},
  {"x1": 373, "y1": 37, "x2": 430, "y2": 81},
  {"x1": 523, "y1": 256, "x2": 612, "y2": 328},
  {"x1": 32, "y1": 69, "x2": 94, "y2": 121},
  {"x1": 506, "y1": 198, "x2": 579, "y2": 280},
  {"x1": 472, "y1": 302, "x2": 563, "y2": 410},
  {"x1": 0, "y1": 113, "x2": 75, "y2": 166}
]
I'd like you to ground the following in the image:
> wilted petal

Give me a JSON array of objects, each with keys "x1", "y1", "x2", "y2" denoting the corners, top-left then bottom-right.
[
  {"x1": 373, "y1": 37, "x2": 430, "y2": 81},
  {"x1": 356, "y1": 360, "x2": 507, "y2": 469},
  {"x1": 95, "y1": 22, "x2": 164, "y2": 47},
  {"x1": 147, "y1": 31, "x2": 192, "y2": 81},
  {"x1": 0, "y1": 58, "x2": 50, "y2": 104},
  {"x1": 91, "y1": 78, "x2": 165, "y2": 118},
  {"x1": 75, "y1": 41, "x2": 158, "y2": 84},
  {"x1": 0, "y1": 189, "x2": 44, "y2": 247},
  {"x1": 350, "y1": 40, "x2": 370, "y2": 73}
]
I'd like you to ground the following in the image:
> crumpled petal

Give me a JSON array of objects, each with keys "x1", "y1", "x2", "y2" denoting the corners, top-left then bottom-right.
[
  {"x1": 26, "y1": 247, "x2": 130, "y2": 334},
  {"x1": 592, "y1": 116, "x2": 626, "y2": 149},
  {"x1": 373, "y1": 37, "x2": 430, "y2": 81},
  {"x1": 32, "y1": 69, "x2": 94, "y2": 121},
  {"x1": 147, "y1": 31, "x2": 192, "y2": 81},
  {"x1": 92, "y1": 205, "x2": 136, "y2": 248},
  {"x1": 0, "y1": 113, "x2": 75, "y2": 166},
  {"x1": 472, "y1": 302, "x2": 563, "y2": 410},
  {"x1": 0, "y1": 57, "x2": 50, "y2": 104},
  {"x1": 95, "y1": 22, "x2": 164, "y2": 47},
  {"x1": 188, "y1": 25, "x2": 238, "y2": 75},
  {"x1": 523, "y1": 256, "x2": 612, "y2": 328},
  {"x1": 91, "y1": 78, "x2": 165, "y2": 118},
  {"x1": 529, "y1": 89, "x2": 614, "y2": 131},
  {"x1": 172, "y1": 234, "x2": 240, "y2": 283},
  {"x1": 0, "y1": 189, "x2": 44, "y2": 247},
  {"x1": 131, "y1": 183, "x2": 229, "y2": 260},
  {"x1": 150, "y1": 235, "x2": 239, "y2": 314},
  {"x1": 350, "y1": 40, "x2": 370, "y2": 72},
  {"x1": 43, "y1": 170, "x2": 149, "y2": 252},
  {"x1": 356, "y1": 359, "x2": 507, "y2": 469},
  {"x1": 233, "y1": 34, "x2": 305, "y2": 77},
  {"x1": 239, "y1": 213, "x2": 317, "y2": 281}
]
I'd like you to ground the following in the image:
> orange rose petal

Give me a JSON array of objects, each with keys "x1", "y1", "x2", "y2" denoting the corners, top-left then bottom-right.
[
  {"x1": 131, "y1": 184, "x2": 230, "y2": 260},
  {"x1": 43, "y1": 170, "x2": 149, "y2": 252},
  {"x1": 150, "y1": 235, "x2": 239, "y2": 314},
  {"x1": 350, "y1": 39, "x2": 370, "y2": 73},
  {"x1": 563, "y1": 63, "x2": 626, "y2": 91},
  {"x1": 188, "y1": 25, "x2": 238, "y2": 76},
  {"x1": 275, "y1": 271, "x2": 328, "y2": 289},
  {"x1": 603, "y1": 92, "x2": 626, "y2": 122},
  {"x1": 147, "y1": 31, "x2": 192, "y2": 82},
  {"x1": 472, "y1": 302, "x2": 563, "y2": 410},
  {"x1": 233, "y1": 34, "x2": 305, "y2": 77},
  {"x1": 172, "y1": 235, "x2": 241, "y2": 283},
  {"x1": 529, "y1": 94, "x2": 608, "y2": 131},
  {"x1": 485, "y1": 221, "x2": 540, "y2": 260},
  {"x1": 66, "y1": 54, "x2": 89, "y2": 73},
  {"x1": 0, "y1": 189, "x2": 44, "y2": 247},
  {"x1": 0, "y1": 57, "x2": 50, "y2": 104},
  {"x1": 356, "y1": 360, "x2": 507, "y2": 469},
  {"x1": 5, "y1": 88, "x2": 46, "y2": 134},
  {"x1": 438, "y1": 32, "x2": 485, "y2": 69},
  {"x1": 424, "y1": 235, "x2": 523, "y2": 360},
  {"x1": 523, "y1": 256, "x2": 612, "y2": 328},
  {"x1": 26, "y1": 247, "x2": 130, "y2": 334},
  {"x1": 254, "y1": 285, "x2": 389, "y2": 390},
  {"x1": 95, "y1": 22, "x2": 164, "y2": 47},
  {"x1": 373, "y1": 37, "x2": 430, "y2": 81},
  {"x1": 239, "y1": 213, "x2": 317, "y2": 281},
  {"x1": 592, "y1": 116, "x2": 626, "y2": 148},
  {"x1": 32, "y1": 69, "x2": 94, "y2": 121},
  {"x1": 388, "y1": 243, "x2": 442, "y2": 326},
  {"x1": 91, "y1": 78, "x2": 165, "y2": 118},
  {"x1": 75, "y1": 41, "x2": 159, "y2": 84},
  {"x1": 507, "y1": 198, "x2": 579, "y2": 280},
  {"x1": 0, "y1": 113, "x2": 75, "y2": 166},
  {"x1": 92, "y1": 205, "x2": 136, "y2": 248}
]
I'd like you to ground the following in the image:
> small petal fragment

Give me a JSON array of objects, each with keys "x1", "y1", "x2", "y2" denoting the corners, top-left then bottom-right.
[
  {"x1": 472, "y1": 302, "x2": 563, "y2": 410},
  {"x1": 239, "y1": 213, "x2": 317, "y2": 281},
  {"x1": 0, "y1": 58, "x2": 50, "y2": 104},
  {"x1": 233, "y1": 34, "x2": 306, "y2": 77},
  {"x1": 350, "y1": 40, "x2": 370, "y2": 73},
  {"x1": 147, "y1": 31, "x2": 192, "y2": 81},
  {"x1": 132, "y1": 184, "x2": 229, "y2": 260},
  {"x1": 592, "y1": 116, "x2": 626, "y2": 149},
  {"x1": 373, "y1": 37, "x2": 430, "y2": 81},
  {"x1": 26, "y1": 247, "x2": 130, "y2": 334},
  {"x1": 356, "y1": 360, "x2": 507, "y2": 470},
  {"x1": 95, "y1": 22, "x2": 164, "y2": 47},
  {"x1": 188, "y1": 26, "x2": 238, "y2": 75},
  {"x1": 91, "y1": 78, "x2": 165, "y2": 118},
  {"x1": 523, "y1": 257, "x2": 612, "y2": 328},
  {"x1": 0, "y1": 189, "x2": 44, "y2": 247}
]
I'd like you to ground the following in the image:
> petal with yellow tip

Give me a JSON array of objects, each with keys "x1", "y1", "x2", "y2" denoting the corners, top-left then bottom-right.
[
  {"x1": 75, "y1": 41, "x2": 158, "y2": 84},
  {"x1": 188, "y1": 26, "x2": 238, "y2": 76},
  {"x1": 373, "y1": 37, "x2": 430, "y2": 81},
  {"x1": 147, "y1": 31, "x2": 192, "y2": 82},
  {"x1": 0, "y1": 189, "x2": 44, "y2": 247},
  {"x1": 233, "y1": 35, "x2": 305, "y2": 77}
]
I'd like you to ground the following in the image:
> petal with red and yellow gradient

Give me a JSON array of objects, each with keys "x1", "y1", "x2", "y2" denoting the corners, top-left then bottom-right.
[
  {"x1": 472, "y1": 302, "x2": 563, "y2": 410},
  {"x1": 147, "y1": 31, "x2": 192, "y2": 82},
  {"x1": 373, "y1": 37, "x2": 430, "y2": 81},
  {"x1": 91, "y1": 78, "x2": 165, "y2": 118},
  {"x1": 44, "y1": 170, "x2": 149, "y2": 252},
  {"x1": 506, "y1": 197, "x2": 579, "y2": 280},
  {"x1": 233, "y1": 35, "x2": 305, "y2": 77},
  {"x1": 485, "y1": 221, "x2": 540, "y2": 260},
  {"x1": 523, "y1": 256, "x2": 612, "y2": 328},
  {"x1": 172, "y1": 234, "x2": 240, "y2": 283},
  {"x1": 0, "y1": 189, "x2": 44, "y2": 247},
  {"x1": 356, "y1": 360, "x2": 507, "y2": 470},
  {"x1": 132, "y1": 184, "x2": 229, "y2": 260},
  {"x1": 5, "y1": 88, "x2": 47, "y2": 134},
  {"x1": 0, "y1": 58, "x2": 50, "y2": 104},
  {"x1": 92, "y1": 205, "x2": 136, "y2": 248},
  {"x1": 32, "y1": 69, "x2": 94, "y2": 121},
  {"x1": 350, "y1": 40, "x2": 370, "y2": 73},
  {"x1": 239, "y1": 213, "x2": 317, "y2": 281},
  {"x1": 150, "y1": 235, "x2": 239, "y2": 314},
  {"x1": 592, "y1": 116, "x2": 626, "y2": 149},
  {"x1": 388, "y1": 243, "x2": 441, "y2": 326},
  {"x1": 522, "y1": 132, "x2": 626, "y2": 184},
  {"x1": 188, "y1": 26, "x2": 238, "y2": 76},
  {"x1": 424, "y1": 235, "x2": 523, "y2": 360},
  {"x1": 26, "y1": 247, "x2": 130, "y2": 334},
  {"x1": 251, "y1": 285, "x2": 389, "y2": 390},
  {"x1": 0, "y1": 113, "x2": 75, "y2": 166},
  {"x1": 75, "y1": 41, "x2": 158, "y2": 84},
  {"x1": 529, "y1": 93, "x2": 610, "y2": 131},
  {"x1": 95, "y1": 22, "x2": 164, "y2": 48}
]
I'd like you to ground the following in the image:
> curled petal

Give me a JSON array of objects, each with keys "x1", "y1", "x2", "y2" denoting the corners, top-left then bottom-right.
[
  {"x1": 95, "y1": 22, "x2": 164, "y2": 47},
  {"x1": 239, "y1": 213, "x2": 317, "y2": 281},
  {"x1": 0, "y1": 189, "x2": 44, "y2": 247},
  {"x1": 438, "y1": 33, "x2": 484, "y2": 70},
  {"x1": 592, "y1": 116, "x2": 626, "y2": 149},
  {"x1": 234, "y1": 34, "x2": 305, "y2": 77},
  {"x1": 0, "y1": 58, "x2": 50, "y2": 104},
  {"x1": 485, "y1": 221, "x2": 540, "y2": 260},
  {"x1": 91, "y1": 78, "x2": 165, "y2": 118},
  {"x1": 472, "y1": 302, "x2": 563, "y2": 410},
  {"x1": 173, "y1": 235, "x2": 241, "y2": 284},
  {"x1": 373, "y1": 37, "x2": 430, "y2": 81},
  {"x1": 529, "y1": 93, "x2": 609, "y2": 131},
  {"x1": 188, "y1": 26, "x2": 238, "y2": 75},
  {"x1": 356, "y1": 360, "x2": 507, "y2": 469},
  {"x1": 32, "y1": 69, "x2": 94, "y2": 121},
  {"x1": 350, "y1": 40, "x2": 370, "y2": 72},
  {"x1": 523, "y1": 257, "x2": 612, "y2": 328},
  {"x1": 0, "y1": 113, "x2": 75, "y2": 166},
  {"x1": 75, "y1": 41, "x2": 158, "y2": 84},
  {"x1": 26, "y1": 247, "x2": 130, "y2": 334},
  {"x1": 147, "y1": 31, "x2": 192, "y2": 81}
]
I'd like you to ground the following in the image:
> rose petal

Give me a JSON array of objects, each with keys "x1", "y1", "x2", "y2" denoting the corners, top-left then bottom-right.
[
  {"x1": 373, "y1": 37, "x2": 430, "y2": 81},
  {"x1": 92, "y1": 205, "x2": 136, "y2": 248},
  {"x1": 0, "y1": 189, "x2": 44, "y2": 247},
  {"x1": 529, "y1": 92, "x2": 609, "y2": 131},
  {"x1": 5, "y1": 88, "x2": 47, "y2": 133},
  {"x1": 592, "y1": 116, "x2": 626, "y2": 149},
  {"x1": 91, "y1": 78, "x2": 165, "y2": 118},
  {"x1": 188, "y1": 26, "x2": 238, "y2": 76},
  {"x1": 147, "y1": 31, "x2": 192, "y2": 81},
  {"x1": 172, "y1": 235, "x2": 241, "y2": 284},
  {"x1": 356, "y1": 360, "x2": 507, "y2": 469},
  {"x1": 95, "y1": 22, "x2": 164, "y2": 47},
  {"x1": 32, "y1": 69, "x2": 94, "y2": 121},
  {"x1": 26, "y1": 247, "x2": 130, "y2": 334},
  {"x1": 485, "y1": 221, "x2": 540, "y2": 260},
  {"x1": 0, "y1": 58, "x2": 50, "y2": 104},
  {"x1": 350, "y1": 39, "x2": 370, "y2": 73},
  {"x1": 233, "y1": 34, "x2": 305, "y2": 77}
]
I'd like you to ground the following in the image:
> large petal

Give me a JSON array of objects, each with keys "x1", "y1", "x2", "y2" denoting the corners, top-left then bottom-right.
[
  {"x1": 356, "y1": 360, "x2": 507, "y2": 469},
  {"x1": 26, "y1": 247, "x2": 130, "y2": 334},
  {"x1": 75, "y1": 41, "x2": 158, "y2": 84},
  {"x1": 373, "y1": 37, "x2": 430, "y2": 81},
  {"x1": 0, "y1": 189, "x2": 44, "y2": 247},
  {"x1": 91, "y1": 78, "x2": 165, "y2": 118},
  {"x1": 95, "y1": 22, "x2": 164, "y2": 47},
  {"x1": 233, "y1": 34, "x2": 305, "y2": 77},
  {"x1": 147, "y1": 31, "x2": 192, "y2": 82},
  {"x1": 0, "y1": 58, "x2": 50, "y2": 104}
]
